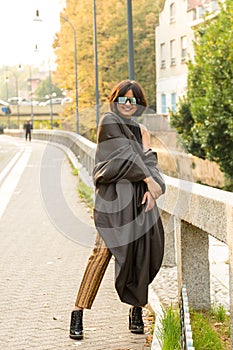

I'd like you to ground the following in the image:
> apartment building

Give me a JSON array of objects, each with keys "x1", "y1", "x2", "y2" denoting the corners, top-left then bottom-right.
[{"x1": 155, "y1": 0, "x2": 219, "y2": 114}]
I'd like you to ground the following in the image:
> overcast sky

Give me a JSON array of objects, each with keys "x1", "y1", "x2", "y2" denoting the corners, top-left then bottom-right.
[{"x1": 0, "y1": 0, "x2": 65, "y2": 68}]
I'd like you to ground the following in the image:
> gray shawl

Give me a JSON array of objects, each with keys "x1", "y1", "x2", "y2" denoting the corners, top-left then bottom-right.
[{"x1": 93, "y1": 112, "x2": 165, "y2": 306}]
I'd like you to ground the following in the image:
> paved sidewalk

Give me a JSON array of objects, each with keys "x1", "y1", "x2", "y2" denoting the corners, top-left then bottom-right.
[{"x1": 0, "y1": 139, "x2": 150, "y2": 350}]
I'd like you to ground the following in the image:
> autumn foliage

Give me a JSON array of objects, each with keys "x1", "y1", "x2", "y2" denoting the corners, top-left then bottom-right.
[{"x1": 53, "y1": 0, "x2": 164, "y2": 133}]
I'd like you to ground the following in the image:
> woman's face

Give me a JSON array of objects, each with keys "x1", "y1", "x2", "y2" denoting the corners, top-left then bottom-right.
[{"x1": 116, "y1": 89, "x2": 137, "y2": 118}]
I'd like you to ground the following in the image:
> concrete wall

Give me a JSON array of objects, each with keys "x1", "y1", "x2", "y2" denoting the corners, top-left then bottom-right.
[{"x1": 142, "y1": 114, "x2": 225, "y2": 188}]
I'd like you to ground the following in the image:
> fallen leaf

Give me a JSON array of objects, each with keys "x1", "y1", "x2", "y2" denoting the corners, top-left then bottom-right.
[
  {"x1": 214, "y1": 322, "x2": 223, "y2": 327},
  {"x1": 53, "y1": 315, "x2": 61, "y2": 320}
]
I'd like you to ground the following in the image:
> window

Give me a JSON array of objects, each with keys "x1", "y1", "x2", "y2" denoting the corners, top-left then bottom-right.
[
  {"x1": 161, "y1": 94, "x2": 167, "y2": 114},
  {"x1": 198, "y1": 6, "x2": 205, "y2": 18},
  {"x1": 171, "y1": 93, "x2": 176, "y2": 112},
  {"x1": 160, "y1": 43, "x2": 166, "y2": 68},
  {"x1": 181, "y1": 36, "x2": 187, "y2": 61},
  {"x1": 170, "y1": 40, "x2": 176, "y2": 66},
  {"x1": 192, "y1": 8, "x2": 197, "y2": 20},
  {"x1": 211, "y1": 0, "x2": 219, "y2": 12},
  {"x1": 170, "y1": 3, "x2": 175, "y2": 23}
]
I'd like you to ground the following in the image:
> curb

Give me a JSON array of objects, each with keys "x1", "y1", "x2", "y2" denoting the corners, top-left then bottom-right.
[{"x1": 148, "y1": 286, "x2": 163, "y2": 350}]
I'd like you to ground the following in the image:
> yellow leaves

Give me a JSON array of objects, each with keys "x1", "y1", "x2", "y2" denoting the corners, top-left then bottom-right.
[{"x1": 53, "y1": 0, "x2": 164, "y2": 120}]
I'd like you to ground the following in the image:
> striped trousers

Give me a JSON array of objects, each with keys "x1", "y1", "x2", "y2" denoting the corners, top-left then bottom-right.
[{"x1": 75, "y1": 233, "x2": 112, "y2": 309}]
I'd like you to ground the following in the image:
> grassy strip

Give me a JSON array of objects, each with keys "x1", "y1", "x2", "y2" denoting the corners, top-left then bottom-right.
[
  {"x1": 191, "y1": 305, "x2": 230, "y2": 350},
  {"x1": 78, "y1": 178, "x2": 94, "y2": 209},
  {"x1": 155, "y1": 304, "x2": 230, "y2": 350},
  {"x1": 155, "y1": 305, "x2": 181, "y2": 350},
  {"x1": 71, "y1": 167, "x2": 94, "y2": 210}
]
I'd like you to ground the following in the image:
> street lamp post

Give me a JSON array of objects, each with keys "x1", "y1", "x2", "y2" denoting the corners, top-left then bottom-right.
[
  {"x1": 48, "y1": 67, "x2": 53, "y2": 129},
  {"x1": 34, "y1": 10, "x2": 79, "y2": 133},
  {"x1": 5, "y1": 76, "x2": 9, "y2": 101},
  {"x1": 5, "y1": 76, "x2": 10, "y2": 128},
  {"x1": 33, "y1": 11, "x2": 56, "y2": 130},
  {"x1": 93, "y1": 0, "x2": 100, "y2": 131},
  {"x1": 60, "y1": 15, "x2": 79, "y2": 134},
  {"x1": 127, "y1": 0, "x2": 135, "y2": 80},
  {"x1": 5, "y1": 67, "x2": 21, "y2": 128},
  {"x1": 29, "y1": 66, "x2": 34, "y2": 127},
  {"x1": 34, "y1": 40, "x2": 54, "y2": 130},
  {"x1": 14, "y1": 73, "x2": 20, "y2": 128}
]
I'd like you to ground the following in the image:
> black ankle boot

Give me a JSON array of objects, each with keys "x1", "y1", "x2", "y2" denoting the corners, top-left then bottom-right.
[
  {"x1": 129, "y1": 306, "x2": 144, "y2": 334},
  {"x1": 70, "y1": 310, "x2": 83, "y2": 340}
]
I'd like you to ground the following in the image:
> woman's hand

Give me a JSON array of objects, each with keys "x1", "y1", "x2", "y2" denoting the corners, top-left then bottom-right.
[
  {"x1": 144, "y1": 176, "x2": 162, "y2": 200},
  {"x1": 141, "y1": 191, "x2": 155, "y2": 212}
]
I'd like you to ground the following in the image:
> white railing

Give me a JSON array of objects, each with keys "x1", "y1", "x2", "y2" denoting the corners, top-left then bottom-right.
[
  {"x1": 180, "y1": 284, "x2": 195, "y2": 350},
  {"x1": 4, "y1": 129, "x2": 233, "y2": 349}
]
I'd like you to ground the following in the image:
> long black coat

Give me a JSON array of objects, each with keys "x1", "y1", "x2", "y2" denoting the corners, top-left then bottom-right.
[{"x1": 93, "y1": 112, "x2": 165, "y2": 306}]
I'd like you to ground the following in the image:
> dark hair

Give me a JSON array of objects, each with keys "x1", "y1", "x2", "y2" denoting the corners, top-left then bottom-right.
[{"x1": 108, "y1": 80, "x2": 148, "y2": 116}]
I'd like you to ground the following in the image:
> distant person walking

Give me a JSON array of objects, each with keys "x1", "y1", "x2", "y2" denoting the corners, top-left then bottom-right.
[
  {"x1": 5, "y1": 106, "x2": 11, "y2": 115},
  {"x1": 23, "y1": 120, "x2": 33, "y2": 141}
]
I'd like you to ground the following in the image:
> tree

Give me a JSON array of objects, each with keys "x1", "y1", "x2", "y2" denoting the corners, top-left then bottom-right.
[
  {"x1": 52, "y1": 0, "x2": 164, "y2": 132},
  {"x1": 0, "y1": 65, "x2": 34, "y2": 101},
  {"x1": 171, "y1": 0, "x2": 233, "y2": 185},
  {"x1": 170, "y1": 97, "x2": 206, "y2": 159},
  {"x1": 34, "y1": 77, "x2": 63, "y2": 101}
]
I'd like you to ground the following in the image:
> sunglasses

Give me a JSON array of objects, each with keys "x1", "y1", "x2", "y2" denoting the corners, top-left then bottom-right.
[{"x1": 117, "y1": 96, "x2": 137, "y2": 105}]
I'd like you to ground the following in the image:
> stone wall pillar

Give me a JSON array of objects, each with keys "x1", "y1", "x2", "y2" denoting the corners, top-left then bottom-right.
[
  {"x1": 176, "y1": 219, "x2": 211, "y2": 309},
  {"x1": 226, "y1": 205, "x2": 233, "y2": 350},
  {"x1": 161, "y1": 211, "x2": 176, "y2": 267}
]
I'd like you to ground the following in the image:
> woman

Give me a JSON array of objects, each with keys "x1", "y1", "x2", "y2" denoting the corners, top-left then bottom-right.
[{"x1": 70, "y1": 80, "x2": 165, "y2": 340}]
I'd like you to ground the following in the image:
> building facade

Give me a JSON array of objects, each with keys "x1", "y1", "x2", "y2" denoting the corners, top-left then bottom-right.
[{"x1": 155, "y1": 0, "x2": 219, "y2": 114}]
